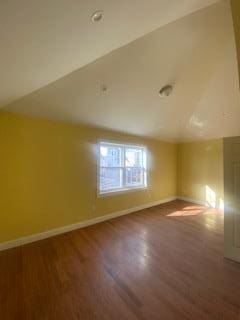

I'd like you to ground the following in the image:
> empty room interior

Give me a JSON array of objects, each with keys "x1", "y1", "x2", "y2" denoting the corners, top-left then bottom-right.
[{"x1": 1, "y1": 0, "x2": 240, "y2": 319}]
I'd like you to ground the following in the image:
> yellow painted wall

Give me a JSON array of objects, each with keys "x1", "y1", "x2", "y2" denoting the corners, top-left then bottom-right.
[
  {"x1": 0, "y1": 111, "x2": 177, "y2": 243},
  {"x1": 178, "y1": 140, "x2": 223, "y2": 208}
]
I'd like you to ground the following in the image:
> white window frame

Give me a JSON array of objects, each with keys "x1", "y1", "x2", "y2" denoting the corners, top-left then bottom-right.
[{"x1": 98, "y1": 141, "x2": 147, "y2": 197}]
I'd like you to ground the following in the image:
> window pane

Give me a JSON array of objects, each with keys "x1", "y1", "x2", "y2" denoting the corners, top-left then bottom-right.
[
  {"x1": 100, "y1": 168, "x2": 122, "y2": 191},
  {"x1": 100, "y1": 145, "x2": 122, "y2": 167},
  {"x1": 125, "y1": 148, "x2": 143, "y2": 167},
  {"x1": 99, "y1": 142, "x2": 147, "y2": 194},
  {"x1": 125, "y1": 168, "x2": 143, "y2": 186}
]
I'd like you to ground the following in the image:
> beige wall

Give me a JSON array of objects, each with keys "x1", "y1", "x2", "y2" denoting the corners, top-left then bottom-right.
[
  {"x1": 0, "y1": 111, "x2": 177, "y2": 243},
  {"x1": 178, "y1": 139, "x2": 224, "y2": 208}
]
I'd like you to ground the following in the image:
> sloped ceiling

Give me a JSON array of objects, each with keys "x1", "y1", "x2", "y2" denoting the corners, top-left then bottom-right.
[
  {"x1": 231, "y1": 0, "x2": 240, "y2": 77},
  {"x1": 0, "y1": 0, "x2": 219, "y2": 107},
  {"x1": 2, "y1": 0, "x2": 240, "y2": 142}
]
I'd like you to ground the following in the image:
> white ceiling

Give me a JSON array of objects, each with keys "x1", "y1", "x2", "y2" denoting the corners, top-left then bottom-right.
[
  {"x1": 0, "y1": 0, "x2": 220, "y2": 107},
  {"x1": 2, "y1": 0, "x2": 240, "y2": 142}
]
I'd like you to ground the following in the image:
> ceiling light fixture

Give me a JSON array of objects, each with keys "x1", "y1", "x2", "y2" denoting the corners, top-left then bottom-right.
[
  {"x1": 91, "y1": 10, "x2": 103, "y2": 22},
  {"x1": 159, "y1": 85, "x2": 173, "y2": 97}
]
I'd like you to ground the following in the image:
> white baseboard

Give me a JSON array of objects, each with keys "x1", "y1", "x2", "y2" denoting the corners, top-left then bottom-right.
[
  {"x1": 0, "y1": 196, "x2": 177, "y2": 252},
  {"x1": 177, "y1": 196, "x2": 210, "y2": 207}
]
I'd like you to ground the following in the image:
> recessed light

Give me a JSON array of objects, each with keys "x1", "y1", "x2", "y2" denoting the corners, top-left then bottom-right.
[{"x1": 91, "y1": 10, "x2": 103, "y2": 23}]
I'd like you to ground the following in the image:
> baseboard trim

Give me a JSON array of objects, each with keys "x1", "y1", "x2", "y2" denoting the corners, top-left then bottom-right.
[
  {"x1": 0, "y1": 196, "x2": 177, "y2": 252},
  {"x1": 177, "y1": 196, "x2": 209, "y2": 207}
]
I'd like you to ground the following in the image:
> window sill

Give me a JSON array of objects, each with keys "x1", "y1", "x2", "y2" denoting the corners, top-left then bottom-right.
[{"x1": 98, "y1": 186, "x2": 148, "y2": 198}]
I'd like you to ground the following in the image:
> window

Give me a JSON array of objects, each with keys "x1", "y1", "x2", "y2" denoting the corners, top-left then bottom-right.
[{"x1": 98, "y1": 141, "x2": 147, "y2": 195}]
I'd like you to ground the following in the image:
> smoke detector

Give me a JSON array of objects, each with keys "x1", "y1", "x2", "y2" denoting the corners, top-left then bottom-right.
[
  {"x1": 91, "y1": 10, "x2": 103, "y2": 22},
  {"x1": 159, "y1": 85, "x2": 173, "y2": 97}
]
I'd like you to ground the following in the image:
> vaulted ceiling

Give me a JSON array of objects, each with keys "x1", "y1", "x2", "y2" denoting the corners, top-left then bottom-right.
[{"x1": 1, "y1": 0, "x2": 240, "y2": 142}]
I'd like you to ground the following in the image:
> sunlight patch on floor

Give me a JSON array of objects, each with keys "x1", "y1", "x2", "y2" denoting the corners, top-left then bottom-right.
[{"x1": 167, "y1": 209, "x2": 204, "y2": 217}]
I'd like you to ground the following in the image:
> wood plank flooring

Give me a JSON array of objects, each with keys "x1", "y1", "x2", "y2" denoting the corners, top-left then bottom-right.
[{"x1": 1, "y1": 200, "x2": 240, "y2": 320}]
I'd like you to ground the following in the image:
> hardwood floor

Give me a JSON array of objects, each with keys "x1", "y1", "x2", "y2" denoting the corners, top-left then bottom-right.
[{"x1": 1, "y1": 200, "x2": 240, "y2": 320}]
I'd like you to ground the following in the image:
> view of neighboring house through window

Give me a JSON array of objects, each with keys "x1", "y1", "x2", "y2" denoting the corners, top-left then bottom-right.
[{"x1": 98, "y1": 141, "x2": 147, "y2": 195}]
